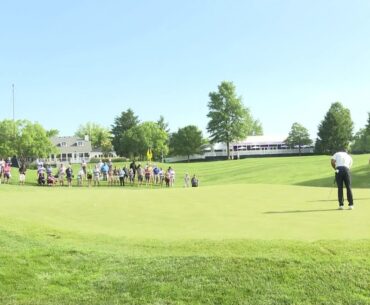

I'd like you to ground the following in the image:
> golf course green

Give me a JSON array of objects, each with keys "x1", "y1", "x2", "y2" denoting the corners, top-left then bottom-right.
[{"x1": 1, "y1": 154, "x2": 369, "y2": 304}]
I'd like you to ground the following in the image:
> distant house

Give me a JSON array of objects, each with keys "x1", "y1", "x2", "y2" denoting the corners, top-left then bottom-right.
[
  {"x1": 49, "y1": 136, "x2": 92, "y2": 164},
  {"x1": 48, "y1": 136, "x2": 116, "y2": 164}
]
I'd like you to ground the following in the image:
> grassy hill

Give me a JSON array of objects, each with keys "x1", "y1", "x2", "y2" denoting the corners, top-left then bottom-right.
[
  {"x1": 5, "y1": 153, "x2": 370, "y2": 188},
  {"x1": 1, "y1": 155, "x2": 370, "y2": 304}
]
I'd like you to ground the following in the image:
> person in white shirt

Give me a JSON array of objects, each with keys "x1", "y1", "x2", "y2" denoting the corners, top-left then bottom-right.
[
  {"x1": 331, "y1": 149, "x2": 354, "y2": 210},
  {"x1": 184, "y1": 173, "x2": 190, "y2": 187}
]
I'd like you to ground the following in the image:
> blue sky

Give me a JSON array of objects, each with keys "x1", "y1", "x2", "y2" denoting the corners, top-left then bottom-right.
[{"x1": 1, "y1": 0, "x2": 369, "y2": 139}]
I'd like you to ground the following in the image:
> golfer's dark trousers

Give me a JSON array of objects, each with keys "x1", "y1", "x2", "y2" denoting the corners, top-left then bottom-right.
[{"x1": 335, "y1": 166, "x2": 354, "y2": 207}]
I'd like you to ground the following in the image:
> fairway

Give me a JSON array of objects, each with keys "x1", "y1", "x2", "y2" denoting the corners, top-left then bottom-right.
[{"x1": 1, "y1": 155, "x2": 370, "y2": 305}]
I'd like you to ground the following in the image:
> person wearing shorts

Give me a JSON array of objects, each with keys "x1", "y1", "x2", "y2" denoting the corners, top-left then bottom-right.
[
  {"x1": 58, "y1": 164, "x2": 66, "y2": 186},
  {"x1": 137, "y1": 165, "x2": 143, "y2": 186},
  {"x1": 93, "y1": 164, "x2": 100, "y2": 186},
  {"x1": 19, "y1": 164, "x2": 27, "y2": 185},
  {"x1": 3, "y1": 163, "x2": 11, "y2": 183}
]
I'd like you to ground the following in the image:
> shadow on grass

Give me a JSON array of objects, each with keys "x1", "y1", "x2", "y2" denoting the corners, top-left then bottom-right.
[
  {"x1": 295, "y1": 164, "x2": 370, "y2": 189},
  {"x1": 307, "y1": 197, "x2": 370, "y2": 202},
  {"x1": 264, "y1": 208, "x2": 339, "y2": 214}
]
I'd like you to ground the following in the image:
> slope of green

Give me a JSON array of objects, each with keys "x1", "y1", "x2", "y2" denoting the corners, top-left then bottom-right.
[
  {"x1": 171, "y1": 154, "x2": 370, "y2": 188},
  {"x1": 5, "y1": 153, "x2": 370, "y2": 188}
]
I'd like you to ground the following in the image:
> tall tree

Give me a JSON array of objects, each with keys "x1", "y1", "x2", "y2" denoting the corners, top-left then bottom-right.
[
  {"x1": 157, "y1": 115, "x2": 171, "y2": 161},
  {"x1": 285, "y1": 122, "x2": 312, "y2": 154},
  {"x1": 75, "y1": 122, "x2": 112, "y2": 149},
  {"x1": 157, "y1": 115, "x2": 170, "y2": 133},
  {"x1": 0, "y1": 119, "x2": 56, "y2": 166},
  {"x1": 207, "y1": 81, "x2": 262, "y2": 159},
  {"x1": 315, "y1": 102, "x2": 354, "y2": 154},
  {"x1": 111, "y1": 109, "x2": 139, "y2": 156},
  {"x1": 170, "y1": 125, "x2": 204, "y2": 162}
]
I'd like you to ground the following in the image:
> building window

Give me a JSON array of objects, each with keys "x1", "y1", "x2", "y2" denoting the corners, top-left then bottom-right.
[
  {"x1": 60, "y1": 142, "x2": 67, "y2": 147},
  {"x1": 77, "y1": 141, "x2": 84, "y2": 147}
]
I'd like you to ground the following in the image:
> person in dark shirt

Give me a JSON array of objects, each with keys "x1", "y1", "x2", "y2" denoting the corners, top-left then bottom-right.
[
  {"x1": 191, "y1": 175, "x2": 199, "y2": 187},
  {"x1": 66, "y1": 165, "x2": 73, "y2": 187},
  {"x1": 19, "y1": 164, "x2": 27, "y2": 185}
]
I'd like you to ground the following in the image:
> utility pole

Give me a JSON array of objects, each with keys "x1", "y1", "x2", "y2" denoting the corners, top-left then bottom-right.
[
  {"x1": 11, "y1": 84, "x2": 16, "y2": 166},
  {"x1": 12, "y1": 84, "x2": 15, "y2": 122}
]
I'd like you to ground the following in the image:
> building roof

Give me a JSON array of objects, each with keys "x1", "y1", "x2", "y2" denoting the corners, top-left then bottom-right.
[
  {"x1": 51, "y1": 136, "x2": 92, "y2": 153},
  {"x1": 235, "y1": 135, "x2": 287, "y2": 145},
  {"x1": 205, "y1": 135, "x2": 288, "y2": 151}
]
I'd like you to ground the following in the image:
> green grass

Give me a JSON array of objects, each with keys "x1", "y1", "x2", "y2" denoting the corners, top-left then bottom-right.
[
  {"x1": 5, "y1": 154, "x2": 370, "y2": 188},
  {"x1": 1, "y1": 154, "x2": 370, "y2": 304}
]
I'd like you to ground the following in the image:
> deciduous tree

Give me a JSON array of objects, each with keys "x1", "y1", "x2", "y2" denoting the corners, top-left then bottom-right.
[
  {"x1": 170, "y1": 125, "x2": 204, "y2": 162},
  {"x1": 315, "y1": 102, "x2": 353, "y2": 154},
  {"x1": 111, "y1": 109, "x2": 139, "y2": 156},
  {"x1": 207, "y1": 81, "x2": 262, "y2": 159},
  {"x1": 121, "y1": 122, "x2": 168, "y2": 160},
  {"x1": 285, "y1": 122, "x2": 312, "y2": 154},
  {"x1": 75, "y1": 122, "x2": 112, "y2": 149},
  {"x1": 351, "y1": 112, "x2": 370, "y2": 153},
  {"x1": 0, "y1": 119, "x2": 56, "y2": 166}
]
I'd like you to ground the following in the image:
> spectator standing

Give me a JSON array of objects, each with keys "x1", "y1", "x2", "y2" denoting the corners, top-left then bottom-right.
[
  {"x1": 184, "y1": 173, "x2": 190, "y2": 187},
  {"x1": 66, "y1": 165, "x2": 73, "y2": 187},
  {"x1": 191, "y1": 175, "x2": 199, "y2": 187},
  {"x1": 87, "y1": 166, "x2": 93, "y2": 187},
  {"x1": 101, "y1": 162, "x2": 108, "y2": 181},
  {"x1": 153, "y1": 165, "x2": 160, "y2": 184},
  {"x1": 77, "y1": 167, "x2": 84, "y2": 186},
  {"x1": 3, "y1": 162, "x2": 11, "y2": 183},
  {"x1": 119, "y1": 167, "x2": 125, "y2": 186},
  {"x1": 168, "y1": 166, "x2": 175, "y2": 187},
  {"x1": 130, "y1": 160, "x2": 136, "y2": 180},
  {"x1": 137, "y1": 164, "x2": 144, "y2": 186},
  {"x1": 93, "y1": 164, "x2": 100, "y2": 186},
  {"x1": 19, "y1": 164, "x2": 27, "y2": 185},
  {"x1": 128, "y1": 167, "x2": 134, "y2": 185},
  {"x1": 58, "y1": 164, "x2": 66, "y2": 186},
  {"x1": 0, "y1": 159, "x2": 4, "y2": 184}
]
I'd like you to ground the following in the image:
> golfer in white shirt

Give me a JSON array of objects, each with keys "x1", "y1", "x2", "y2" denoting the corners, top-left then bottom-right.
[{"x1": 331, "y1": 149, "x2": 354, "y2": 210}]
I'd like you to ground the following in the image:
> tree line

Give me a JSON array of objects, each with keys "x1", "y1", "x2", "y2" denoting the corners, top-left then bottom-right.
[{"x1": 1, "y1": 81, "x2": 369, "y2": 164}]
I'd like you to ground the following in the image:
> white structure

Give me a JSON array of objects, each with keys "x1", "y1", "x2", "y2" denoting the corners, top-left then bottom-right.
[
  {"x1": 49, "y1": 136, "x2": 92, "y2": 164},
  {"x1": 48, "y1": 136, "x2": 117, "y2": 164},
  {"x1": 166, "y1": 135, "x2": 314, "y2": 163}
]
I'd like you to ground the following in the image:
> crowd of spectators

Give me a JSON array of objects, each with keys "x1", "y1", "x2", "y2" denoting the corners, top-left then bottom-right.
[{"x1": 1, "y1": 158, "x2": 199, "y2": 188}]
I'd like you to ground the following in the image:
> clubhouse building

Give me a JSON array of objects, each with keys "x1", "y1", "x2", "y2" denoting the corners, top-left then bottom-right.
[
  {"x1": 166, "y1": 135, "x2": 314, "y2": 162},
  {"x1": 48, "y1": 136, "x2": 115, "y2": 164},
  {"x1": 45, "y1": 135, "x2": 313, "y2": 164}
]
